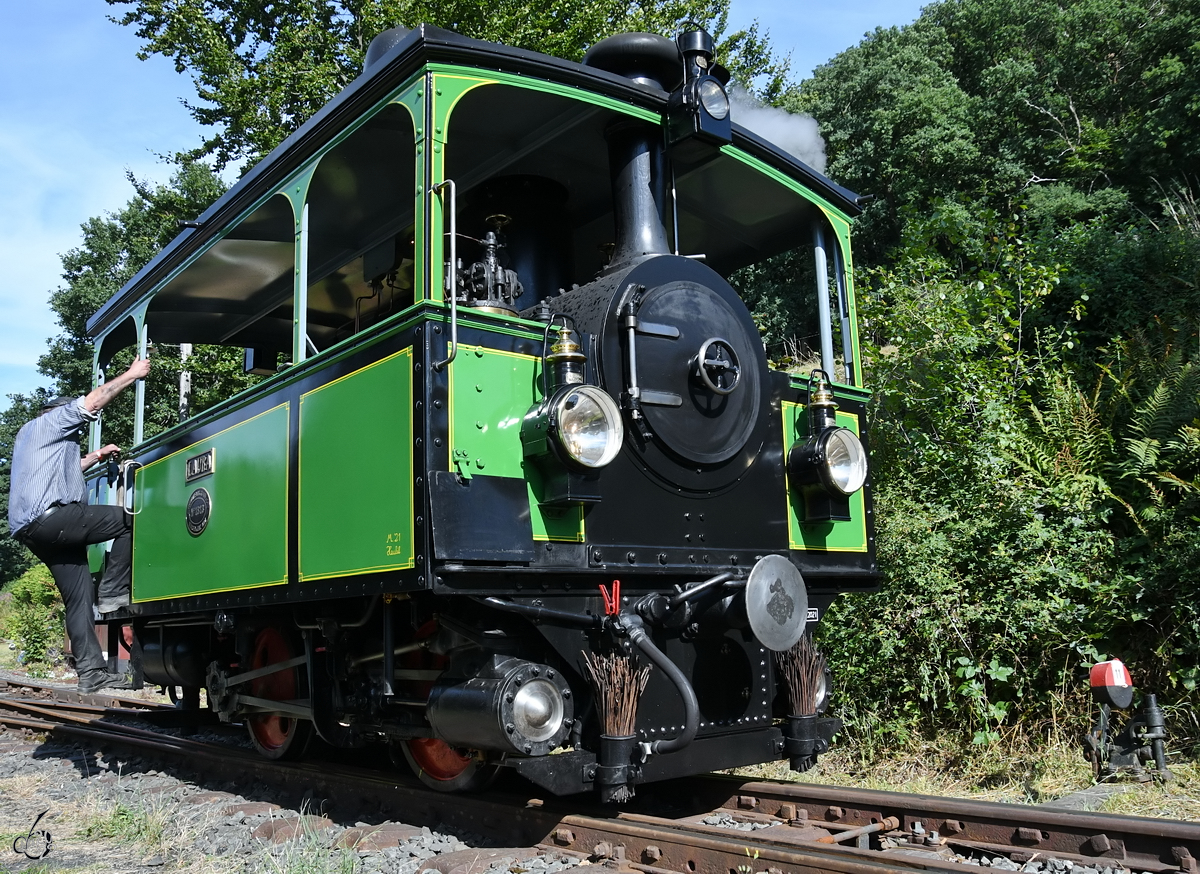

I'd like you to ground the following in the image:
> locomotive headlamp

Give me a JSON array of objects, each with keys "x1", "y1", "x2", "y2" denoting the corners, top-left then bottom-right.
[
  {"x1": 792, "y1": 427, "x2": 868, "y2": 497},
  {"x1": 523, "y1": 316, "x2": 625, "y2": 504},
  {"x1": 787, "y1": 370, "x2": 868, "y2": 522},
  {"x1": 550, "y1": 385, "x2": 624, "y2": 469},
  {"x1": 696, "y1": 77, "x2": 730, "y2": 120},
  {"x1": 666, "y1": 28, "x2": 733, "y2": 162}
]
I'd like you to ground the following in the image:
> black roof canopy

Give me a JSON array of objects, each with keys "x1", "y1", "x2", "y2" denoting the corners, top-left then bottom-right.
[{"x1": 88, "y1": 24, "x2": 863, "y2": 341}]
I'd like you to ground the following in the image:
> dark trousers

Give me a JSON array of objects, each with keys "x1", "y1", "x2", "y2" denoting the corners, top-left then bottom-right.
[{"x1": 21, "y1": 503, "x2": 131, "y2": 675}]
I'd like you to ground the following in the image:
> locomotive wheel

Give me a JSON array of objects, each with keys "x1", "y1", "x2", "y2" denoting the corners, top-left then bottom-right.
[
  {"x1": 246, "y1": 626, "x2": 312, "y2": 760},
  {"x1": 392, "y1": 619, "x2": 499, "y2": 792},
  {"x1": 395, "y1": 738, "x2": 501, "y2": 792}
]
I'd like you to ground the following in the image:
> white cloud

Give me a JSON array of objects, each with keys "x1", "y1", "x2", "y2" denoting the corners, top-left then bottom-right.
[
  {"x1": 0, "y1": 120, "x2": 174, "y2": 395},
  {"x1": 0, "y1": 3, "x2": 204, "y2": 400}
]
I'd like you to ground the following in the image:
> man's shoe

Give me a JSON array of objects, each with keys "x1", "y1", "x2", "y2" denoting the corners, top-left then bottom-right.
[
  {"x1": 79, "y1": 671, "x2": 133, "y2": 693},
  {"x1": 97, "y1": 593, "x2": 131, "y2": 615}
]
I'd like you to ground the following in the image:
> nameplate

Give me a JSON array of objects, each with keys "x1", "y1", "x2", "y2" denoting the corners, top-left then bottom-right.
[{"x1": 185, "y1": 449, "x2": 215, "y2": 483}]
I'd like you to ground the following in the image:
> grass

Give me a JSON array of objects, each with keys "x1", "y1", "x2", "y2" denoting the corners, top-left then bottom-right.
[
  {"x1": 732, "y1": 728, "x2": 1200, "y2": 821},
  {"x1": 6, "y1": 769, "x2": 236, "y2": 874},
  {"x1": 0, "y1": 642, "x2": 19, "y2": 671},
  {"x1": 9, "y1": 865, "x2": 56, "y2": 874},
  {"x1": 78, "y1": 782, "x2": 177, "y2": 862},
  {"x1": 81, "y1": 798, "x2": 169, "y2": 844},
  {"x1": 1095, "y1": 761, "x2": 1200, "y2": 820},
  {"x1": 259, "y1": 814, "x2": 358, "y2": 874}
]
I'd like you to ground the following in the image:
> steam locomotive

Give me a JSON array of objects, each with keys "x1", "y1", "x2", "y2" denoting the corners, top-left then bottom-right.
[{"x1": 83, "y1": 24, "x2": 877, "y2": 799}]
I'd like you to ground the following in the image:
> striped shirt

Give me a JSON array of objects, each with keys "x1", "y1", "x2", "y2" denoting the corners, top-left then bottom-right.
[{"x1": 7, "y1": 398, "x2": 98, "y2": 535}]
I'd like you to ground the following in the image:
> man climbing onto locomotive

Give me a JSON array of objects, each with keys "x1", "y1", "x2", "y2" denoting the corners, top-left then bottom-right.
[{"x1": 7, "y1": 356, "x2": 151, "y2": 693}]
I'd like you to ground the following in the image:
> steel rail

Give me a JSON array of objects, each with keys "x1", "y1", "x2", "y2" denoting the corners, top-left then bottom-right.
[
  {"x1": 661, "y1": 776, "x2": 1200, "y2": 874},
  {"x1": 1, "y1": 691, "x2": 1196, "y2": 874},
  {"x1": 0, "y1": 676, "x2": 173, "y2": 710},
  {"x1": 0, "y1": 695, "x2": 926, "y2": 874},
  {"x1": 0, "y1": 697, "x2": 226, "y2": 750}
]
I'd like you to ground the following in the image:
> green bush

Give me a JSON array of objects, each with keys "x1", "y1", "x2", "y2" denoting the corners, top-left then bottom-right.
[
  {"x1": 2, "y1": 565, "x2": 64, "y2": 666},
  {"x1": 817, "y1": 203, "x2": 1200, "y2": 749}
]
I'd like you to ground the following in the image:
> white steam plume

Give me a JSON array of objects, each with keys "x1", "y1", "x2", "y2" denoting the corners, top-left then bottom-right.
[{"x1": 729, "y1": 85, "x2": 827, "y2": 175}]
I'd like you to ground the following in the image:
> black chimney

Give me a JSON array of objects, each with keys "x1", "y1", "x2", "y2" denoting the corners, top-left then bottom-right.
[{"x1": 604, "y1": 119, "x2": 671, "y2": 274}]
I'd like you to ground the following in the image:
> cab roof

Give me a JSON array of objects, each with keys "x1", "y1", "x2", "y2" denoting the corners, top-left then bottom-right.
[{"x1": 88, "y1": 24, "x2": 863, "y2": 340}]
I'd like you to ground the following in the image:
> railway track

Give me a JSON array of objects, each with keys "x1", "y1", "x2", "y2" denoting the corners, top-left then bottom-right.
[{"x1": 1, "y1": 678, "x2": 1196, "y2": 874}]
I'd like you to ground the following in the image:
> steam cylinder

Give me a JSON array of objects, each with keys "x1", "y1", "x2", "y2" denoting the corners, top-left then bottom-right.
[
  {"x1": 426, "y1": 657, "x2": 573, "y2": 756},
  {"x1": 142, "y1": 637, "x2": 209, "y2": 687}
]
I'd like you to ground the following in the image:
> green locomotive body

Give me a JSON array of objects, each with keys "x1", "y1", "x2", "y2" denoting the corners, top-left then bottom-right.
[{"x1": 84, "y1": 25, "x2": 876, "y2": 797}]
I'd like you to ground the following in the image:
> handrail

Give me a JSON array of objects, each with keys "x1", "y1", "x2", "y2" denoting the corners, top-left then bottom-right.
[{"x1": 432, "y1": 179, "x2": 458, "y2": 371}]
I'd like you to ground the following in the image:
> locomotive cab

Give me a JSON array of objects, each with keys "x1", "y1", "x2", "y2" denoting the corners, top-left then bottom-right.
[{"x1": 84, "y1": 24, "x2": 876, "y2": 798}]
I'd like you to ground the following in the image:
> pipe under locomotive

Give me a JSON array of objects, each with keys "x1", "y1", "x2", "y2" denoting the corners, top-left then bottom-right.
[{"x1": 86, "y1": 25, "x2": 877, "y2": 799}]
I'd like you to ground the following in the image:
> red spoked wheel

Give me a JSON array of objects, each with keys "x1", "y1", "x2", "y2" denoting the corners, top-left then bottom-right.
[
  {"x1": 393, "y1": 620, "x2": 499, "y2": 792},
  {"x1": 396, "y1": 737, "x2": 500, "y2": 792},
  {"x1": 246, "y1": 626, "x2": 312, "y2": 760}
]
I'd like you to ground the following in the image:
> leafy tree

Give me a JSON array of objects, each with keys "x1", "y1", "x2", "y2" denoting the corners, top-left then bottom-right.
[
  {"x1": 107, "y1": 0, "x2": 790, "y2": 170},
  {"x1": 786, "y1": 22, "x2": 986, "y2": 264},
  {"x1": 0, "y1": 164, "x2": 232, "y2": 584},
  {"x1": 927, "y1": 0, "x2": 1200, "y2": 189},
  {"x1": 793, "y1": 0, "x2": 1200, "y2": 265},
  {"x1": 1031, "y1": 210, "x2": 1200, "y2": 361}
]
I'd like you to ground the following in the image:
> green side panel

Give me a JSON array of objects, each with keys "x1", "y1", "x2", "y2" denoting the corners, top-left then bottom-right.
[
  {"x1": 87, "y1": 544, "x2": 105, "y2": 574},
  {"x1": 299, "y1": 349, "x2": 415, "y2": 580},
  {"x1": 132, "y1": 404, "x2": 290, "y2": 601},
  {"x1": 87, "y1": 478, "x2": 110, "y2": 573},
  {"x1": 782, "y1": 400, "x2": 869, "y2": 553},
  {"x1": 447, "y1": 344, "x2": 584, "y2": 542}
]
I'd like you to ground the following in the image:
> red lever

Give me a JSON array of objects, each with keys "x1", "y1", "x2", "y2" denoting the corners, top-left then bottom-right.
[{"x1": 599, "y1": 580, "x2": 621, "y2": 616}]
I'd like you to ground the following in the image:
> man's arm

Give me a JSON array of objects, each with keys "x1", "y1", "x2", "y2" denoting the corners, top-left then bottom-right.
[
  {"x1": 81, "y1": 444, "x2": 121, "y2": 471},
  {"x1": 83, "y1": 358, "x2": 151, "y2": 414}
]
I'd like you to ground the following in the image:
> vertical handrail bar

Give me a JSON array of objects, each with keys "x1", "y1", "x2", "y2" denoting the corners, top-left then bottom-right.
[
  {"x1": 296, "y1": 202, "x2": 310, "y2": 364},
  {"x1": 812, "y1": 224, "x2": 836, "y2": 380},
  {"x1": 432, "y1": 179, "x2": 458, "y2": 371},
  {"x1": 831, "y1": 240, "x2": 855, "y2": 386},
  {"x1": 134, "y1": 321, "x2": 148, "y2": 445}
]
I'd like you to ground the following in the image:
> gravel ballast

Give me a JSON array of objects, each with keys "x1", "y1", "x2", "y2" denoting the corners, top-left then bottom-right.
[{"x1": 0, "y1": 724, "x2": 584, "y2": 874}]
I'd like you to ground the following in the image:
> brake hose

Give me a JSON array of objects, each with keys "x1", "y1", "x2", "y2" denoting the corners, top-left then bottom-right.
[{"x1": 622, "y1": 615, "x2": 699, "y2": 755}]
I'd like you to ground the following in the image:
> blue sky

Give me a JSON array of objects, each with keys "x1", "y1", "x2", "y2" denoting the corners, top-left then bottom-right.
[{"x1": 0, "y1": 0, "x2": 927, "y2": 404}]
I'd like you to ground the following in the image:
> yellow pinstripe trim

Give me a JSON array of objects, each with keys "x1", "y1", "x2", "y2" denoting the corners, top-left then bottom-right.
[
  {"x1": 782, "y1": 400, "x2": 869, "y2": 553},
  {"x1": 131, "y1": 402, "x2": 290, "y2": 601},
  {"x1": 297, "y1": 348, "x2": 415, "y2": 580}
]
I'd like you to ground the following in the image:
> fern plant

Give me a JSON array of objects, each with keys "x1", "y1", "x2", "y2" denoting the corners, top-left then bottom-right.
[{"x1": 1008, "y1": 320, "x2": 1200, "y2": 539}]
